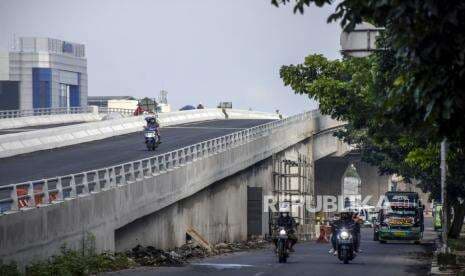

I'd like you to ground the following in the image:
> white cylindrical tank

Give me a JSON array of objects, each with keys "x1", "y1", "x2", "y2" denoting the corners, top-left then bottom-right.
[{"x1": 340, "y1": 22, "x2": 384, "y2": 58}]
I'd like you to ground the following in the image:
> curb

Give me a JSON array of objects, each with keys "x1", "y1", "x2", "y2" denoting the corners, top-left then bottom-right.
[
  {"x1": 430, "y1": 233, "x2": 458, "y2": 275},
  {"x1": 430, "y1": 251, "x2": 456, "y2": 275}
]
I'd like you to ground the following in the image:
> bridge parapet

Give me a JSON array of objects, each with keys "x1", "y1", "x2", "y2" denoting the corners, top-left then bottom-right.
[
  {"x1": 0, "y1": 106, "x2": 139, "y2": 130},
  {"x1": 225, "y1": 109, "x2": 281, "y2": 120},
  {"x1": 0, "y1": 107, "x2": 93, "y2": 119}
]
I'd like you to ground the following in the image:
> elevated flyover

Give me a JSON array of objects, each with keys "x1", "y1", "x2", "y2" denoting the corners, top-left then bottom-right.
[{"x1": 0, "y1": 110, "x2": 349, "y2": 266}]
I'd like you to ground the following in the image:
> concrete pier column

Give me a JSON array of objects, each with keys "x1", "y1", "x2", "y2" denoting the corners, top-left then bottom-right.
[
  {"x1": 314, "y1": 157, "x2": 350, "y2": 198},
  {"x1": 354, "y1": 162, "x2": 390, "y2": 206}
]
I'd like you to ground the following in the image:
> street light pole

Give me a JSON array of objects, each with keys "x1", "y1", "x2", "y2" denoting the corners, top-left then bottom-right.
[{"x1": 441, "y1": 139, "x2": 449, "y2": 252}]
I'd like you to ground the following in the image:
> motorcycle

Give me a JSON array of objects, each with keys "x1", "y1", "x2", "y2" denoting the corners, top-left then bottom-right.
[
  {"x1": 144, "y1": 127, "x2": 159, "y2": 151},
  {"x1": 336, "y1": 227, "x2": 356, "y2": 264},
  {"x1": 276, "y1": 227, "x2": 290, "y2": 263}
]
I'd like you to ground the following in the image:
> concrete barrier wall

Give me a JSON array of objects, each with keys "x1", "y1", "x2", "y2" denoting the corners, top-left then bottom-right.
[
  {"x1": 114, "y1": 170, "x2": 248, "y2": 252},
  {"x1": 0, "y1": 112, "x2": 316, "y2": 265},
  {"x1": 0, "y1": 108, "x2": 276, "y2": 159},
  {"x1": 0, "y1": 115, "x2": 146, "y2": 159},
  {"x1": 311, "y1": 116, "x2": 347, "y2": 160},
  {"x1": 226, "y1": 109, "x2": 280, "y2": 120},
  {"x1": 0, "y1": 113, "x2": 102, "y2": 130},
  {"x1": 158, "y1": 108, "x2": 225, "y2": 124}
]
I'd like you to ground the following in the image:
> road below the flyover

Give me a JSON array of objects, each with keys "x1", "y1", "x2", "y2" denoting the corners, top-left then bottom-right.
[
  {"x1": 0, "y1": 119, "x2": 273, "y2": 186},
  {"x1": 106, "y1": 219, "x2": 434, "y2": 276}
]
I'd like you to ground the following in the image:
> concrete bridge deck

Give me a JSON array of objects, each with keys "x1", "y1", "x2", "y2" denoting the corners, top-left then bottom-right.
[{"x1": 0, "y1": 119, "x2": 273, "y2": 186}]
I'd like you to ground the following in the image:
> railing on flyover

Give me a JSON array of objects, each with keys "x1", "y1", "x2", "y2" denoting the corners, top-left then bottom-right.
[
  {"x1": 0, "y1": 110, "x2": 318, "y2": 215},
  {"x1": 0, "y1": 107, "x2": 94, "y2": 119},
  {"x1": 0, "y1": 106, "x2": 139, "y2": 119},
  {"x1": 97, "y1": 107, "x2": 136, "y2": 116}
]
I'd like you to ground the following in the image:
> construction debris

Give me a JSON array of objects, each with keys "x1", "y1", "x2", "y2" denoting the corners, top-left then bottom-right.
[
  {"x1": 214, "y1": 239, "x2": 269, "y2": 254},
  {"x1": 127, "y1": 245, "x2": 185, "y2": 266},
  {"x1": 126, "y1": 238, "x2": 269, "y2": 267},
  {"x1": 186, "y1": 227, "x2": 214, "y2": 252}
]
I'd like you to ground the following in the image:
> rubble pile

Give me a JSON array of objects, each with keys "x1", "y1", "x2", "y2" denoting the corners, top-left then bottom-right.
[
  {"x1": 126, "y1": 238, "x2": 269, "y2": 267},
  {"x1": 127, "y1": 245, "x2": 185, "y2": 266},
  {"x1": 176, "y1": 243, "x2": 212, "y2": 259},
  {"x1": 214, "y1": 239, "x2": 269, "y2": 254}
]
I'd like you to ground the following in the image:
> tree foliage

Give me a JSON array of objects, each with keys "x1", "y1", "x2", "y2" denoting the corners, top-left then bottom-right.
[
  {"x1": 281, "y1": 51, "x2": 465, "y2": 235},
  {"x1": 274, "y1": 0, "x2": 465, "y2": 238},
  {"x1": 273, "y1": 0, "x2": 465, "y2": 143}
]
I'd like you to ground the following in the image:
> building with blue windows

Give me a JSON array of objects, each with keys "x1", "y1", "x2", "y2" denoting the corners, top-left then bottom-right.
[{"x1": 0, "y1": 37, "x2": 87, "y2": 110}]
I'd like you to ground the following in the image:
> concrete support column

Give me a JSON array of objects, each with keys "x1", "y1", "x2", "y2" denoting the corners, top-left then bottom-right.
[
  {"x1": 354, "y1": 161, "x2": 390, "y2": 206},
  {"x1": 314, "y1": 157, "x2": 350, "y2": 198}
]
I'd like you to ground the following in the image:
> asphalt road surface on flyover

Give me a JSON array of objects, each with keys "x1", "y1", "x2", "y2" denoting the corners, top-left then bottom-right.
[{"x1": 0, "y1": 119, "x2": 273, "y2": 186}]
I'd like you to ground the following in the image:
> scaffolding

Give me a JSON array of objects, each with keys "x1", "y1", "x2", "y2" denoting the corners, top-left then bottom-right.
[{"x1": 269, "y1": 153, "x2": 314, "y2": 240}]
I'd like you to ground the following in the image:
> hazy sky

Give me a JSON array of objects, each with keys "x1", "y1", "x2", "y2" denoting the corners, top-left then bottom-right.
[{"x1": 0, "y1": 0, "x2": 341, "y2": 115}]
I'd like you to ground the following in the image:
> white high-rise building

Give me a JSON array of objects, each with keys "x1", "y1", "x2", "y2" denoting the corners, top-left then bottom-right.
[{"x1": 0, "y1": 37, "x2": 87, "y2": 110}]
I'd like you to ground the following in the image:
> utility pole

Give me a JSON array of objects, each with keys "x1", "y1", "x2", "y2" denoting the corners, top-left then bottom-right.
[{"x1": 441, "y1": 139, "x2": 449, "y2": 252}]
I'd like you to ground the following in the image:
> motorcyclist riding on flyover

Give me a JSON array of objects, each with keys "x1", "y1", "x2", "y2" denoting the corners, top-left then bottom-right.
[
  {"x1": 144, "y1": 115, "x2": 161, "y2": 142},
  {"x1": 329, "y1": 211, "x2": 360, "y2": 255},
  {"x1": 274, "y1": 204, "x2": 298, "y2": 252}
]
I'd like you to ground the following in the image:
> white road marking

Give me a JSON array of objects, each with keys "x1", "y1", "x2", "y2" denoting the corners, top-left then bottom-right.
[
  {"x1": 163, "y1": 126, "x2": 246, "y2": 130},
  {"x1": 190, "y1": 263, "x2": 254, "y2": 269}
]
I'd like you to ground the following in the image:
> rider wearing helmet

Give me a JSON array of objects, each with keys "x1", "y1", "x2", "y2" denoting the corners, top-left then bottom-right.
[
  {"x1": 329, "y1": 211, "x2": 356, "y2": 255},
  {"x1": 275, "y1": 203, "x2": 298, "y2": 252},
  {"x1": 352, "y1": 211, "x2": 363, "y2": 253},
  {"x1": 145, "y1": 115, "x2": 161, "y2": 142}
]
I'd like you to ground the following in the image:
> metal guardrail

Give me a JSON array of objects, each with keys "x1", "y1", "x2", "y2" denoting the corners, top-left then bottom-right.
[
  {"x1": 0, "y1": 107, "x2": 138, "y2": 119},
  {"x1": 0, "y1": 107, "x2": 93, "y2": 119},
  {"x1": 97, "y1": 107, "x2": 136, "y2": 116},
  {"x1": 0, "y1": 110, "x2": 318, "y2": 215}
]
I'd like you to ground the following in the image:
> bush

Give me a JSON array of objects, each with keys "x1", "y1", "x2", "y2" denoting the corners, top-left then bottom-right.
[
  {"x1": 437, "y1": 252, "x2": 457, "y2": 267},
  {"x1": 449, "y1": 238, "x2": 465, "y2": 252},
  {"x1": 0, "y1": 261, "x2": 21, "y2": 276},
  {"x1": 25, "y1": 234, "x2": 135, "y2": 276}
]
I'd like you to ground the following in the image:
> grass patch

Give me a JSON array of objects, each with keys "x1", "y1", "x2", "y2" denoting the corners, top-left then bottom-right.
[
  {"x1": 0, "y1": 261, "x2": 21, "y2": 276},
  {"x1": 25, "y1": 248, "x2": 135, "y2": 276},
  {"x1": 0, "y1": 233, "x2": 136, "y2": 276}
]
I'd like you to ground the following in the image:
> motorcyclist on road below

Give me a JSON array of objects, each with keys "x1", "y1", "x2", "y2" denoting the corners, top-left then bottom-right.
[
  {"x1": 144, "y1": 115, "x2": 161, "y2": 142},
  {"x1": 329, "y1": 212, "x2": 356, "y2": 255},
  {"x1": 275, "y1": 212, "x2": 298, "y2": 252},
  {"x1": 352, "y1": 212, "x2": 363, "y2": 253}
]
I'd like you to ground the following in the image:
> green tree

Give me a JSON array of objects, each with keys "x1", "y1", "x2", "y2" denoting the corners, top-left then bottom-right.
[
  {"x1": 273, "y1": 0, "x2": 465, "y2": 238},
  {"x1": 272, "y1": 0, "x2": 465, "y2": 145},
  {"x1": 280, "y1": 52, "x2": 465, "y2": 237}
]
